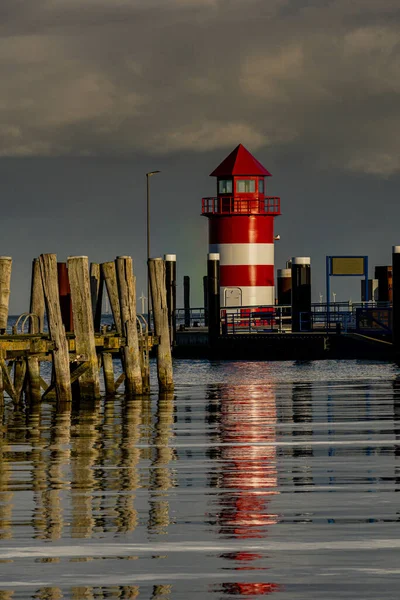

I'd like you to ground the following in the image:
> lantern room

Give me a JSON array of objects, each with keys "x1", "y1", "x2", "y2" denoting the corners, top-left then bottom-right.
[{"x1": 202, "y1": 144, "x2": 280, "y2": 216}]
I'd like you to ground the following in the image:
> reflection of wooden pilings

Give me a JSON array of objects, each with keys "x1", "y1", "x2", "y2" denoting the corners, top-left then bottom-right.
[
  {"x1": 116, "y1": 398, "x2": 142, "y2": 533},
  {"x1": 68, "y1": 256, "x2": 100, "y2": 400},
  {"x1": 90, "y1": 262, "x2": 103, "y2": 332},
  {"x1": 71, "y1": 404, "x2": 100, "y2": 538},
  {"x1": 116, "y1": 256, "x2": 142, "y2": 396},
  {"x1": 39, "y1": 254, "x2": 72, "y2": 402},
  {"x1": 101, "y1": 262, "x2": 122, "y2": 334},
  {"x1": 149, "y1": 259, "x2": 174, "y2": 392},
  {"x1": 148, "y1": 391, "x2": 175, "y2": 534},
  {"x1": 0, "y1": 424, "x2": 12, "y2": 540},
  {"x1": 152, "y1": 585, "x2": 172, "y2": 598},
  {"x1": 0, "y1": 256, "x2": 12, "y2": 332}
]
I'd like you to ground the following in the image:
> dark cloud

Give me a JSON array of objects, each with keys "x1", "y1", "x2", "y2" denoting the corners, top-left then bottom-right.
[{"x1": 0, "y1": 0, "x2": 399, "y2": 174}]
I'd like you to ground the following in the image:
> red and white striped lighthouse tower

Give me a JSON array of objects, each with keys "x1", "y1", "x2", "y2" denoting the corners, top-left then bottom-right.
[{"x1": 202, "y1": 144, "x2": 281, "y2": 307}]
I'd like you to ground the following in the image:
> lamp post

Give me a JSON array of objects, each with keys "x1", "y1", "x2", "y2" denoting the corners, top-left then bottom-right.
[{"x1": 146, "y1": 170, "x2": 161, "y2": 327}]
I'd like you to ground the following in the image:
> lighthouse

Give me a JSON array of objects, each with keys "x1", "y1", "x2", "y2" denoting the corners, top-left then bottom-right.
[{"x1": 202, "y1": 144, "x2": 281, "y2": 307}]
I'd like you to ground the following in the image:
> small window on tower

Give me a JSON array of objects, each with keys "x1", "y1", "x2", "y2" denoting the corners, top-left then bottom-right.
[
  {"x1": 236, "y1": 179, "x2": 255, "y2": 193},
  {"x1": 218, "y1": 179, "x2": 233, "y2": 194},
  {"x1": 259, "y1": 179, "x2": 264, "y2": 193}
]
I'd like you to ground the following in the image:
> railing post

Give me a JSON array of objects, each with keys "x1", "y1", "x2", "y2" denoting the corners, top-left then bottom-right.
[{"x1": 207, "y1": 253, "x2": 220, "y2": 347}]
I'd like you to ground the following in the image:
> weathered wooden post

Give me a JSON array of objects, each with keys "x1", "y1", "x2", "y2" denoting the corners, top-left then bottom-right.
[
  {"x1": 101, "y1": 262, "x2": 122, "y2": 334},
  {"x1": 164, "y1": 254, "x2": 176, "y2": 346},
  {"x1": 116, "y1": 256, "x2": 143, "y2": 396},
  {"x1": 149, "y1": 258, "x2": 174, "y2": 392},
  {"x1": 90, "y1": 263, "x2": 103, "y2": 332},
  {"x1": 207, "y1": 253, "x2": 220, "y2": 347},
  {"x1": 184, "y1": 275, "x2": 190, "y2": 327},
  {"x1": 0, "y1": 350, "x2": 3, "y2": 407},
  {"x1": 0, "y1": 257, "x2": 12, "y2": 333},
  {"x1": 28, "y1": 259, "x2": 45, "y2": 403},
  {"x1": 39, "y1": 254, "x2": 72, "y2": 402},
  {"x1": 29, "y1": 258, "x2": 45, "y2": 333},
  {"x1": 68, "y1": 256, "x2": 101, "y2": 400}
]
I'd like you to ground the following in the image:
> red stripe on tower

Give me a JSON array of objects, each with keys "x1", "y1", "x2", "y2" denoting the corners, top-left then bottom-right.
[{"x1": 202, "y1": 144, "x2": 281, "y2": 307}]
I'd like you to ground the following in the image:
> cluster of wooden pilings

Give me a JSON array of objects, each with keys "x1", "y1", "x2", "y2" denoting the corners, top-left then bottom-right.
[{"x1": 0, "y1": 255, "x2": 173, "y2": 406}]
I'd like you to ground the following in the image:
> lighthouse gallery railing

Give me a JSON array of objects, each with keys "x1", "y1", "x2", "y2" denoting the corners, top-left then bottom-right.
[{"x1": 201, "y1": 196, "x2": 281, "y2": 215}]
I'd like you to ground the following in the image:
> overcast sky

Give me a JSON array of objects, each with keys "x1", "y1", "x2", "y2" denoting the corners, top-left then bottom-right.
[{"x1": 1, "y1": 0, "x2": 400, "y2": 312}]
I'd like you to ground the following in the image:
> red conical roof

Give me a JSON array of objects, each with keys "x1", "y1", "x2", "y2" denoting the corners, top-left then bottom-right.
[{"x1": 210, "y1": 144, "x2": 272, "y2": 177}]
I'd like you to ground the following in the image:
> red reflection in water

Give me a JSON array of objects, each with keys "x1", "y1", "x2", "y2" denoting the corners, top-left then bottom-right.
[{"x1": 215, "y1": 384, "x2": 282, "y2": 595}]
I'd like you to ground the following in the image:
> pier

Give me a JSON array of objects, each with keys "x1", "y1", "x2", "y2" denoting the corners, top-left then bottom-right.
[{"x1": 0, "y1": 254, "x2": 173, "y2": 406}]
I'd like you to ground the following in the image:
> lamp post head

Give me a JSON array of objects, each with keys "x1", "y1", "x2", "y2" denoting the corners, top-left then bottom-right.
[{"x1": 146, "y1": 170, "x2": 161, "y2": 177}]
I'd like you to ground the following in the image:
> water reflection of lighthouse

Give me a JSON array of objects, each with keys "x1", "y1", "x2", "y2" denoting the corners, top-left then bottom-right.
[{"x1": 207, "y1": 382, "x2": 282, "y2": 595}]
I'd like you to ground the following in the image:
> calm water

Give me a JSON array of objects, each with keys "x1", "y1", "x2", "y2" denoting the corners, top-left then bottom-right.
[{"x1": 1, "y1": 359, "x2": 400, "y2": 599}]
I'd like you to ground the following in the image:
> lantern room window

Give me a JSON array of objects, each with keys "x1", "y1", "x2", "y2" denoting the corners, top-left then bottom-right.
[
  {"x1": 218, "y1": 179, "x2": 233, "y2": 194},
  {"x1": 259, "y1": 179, "x2": 264, "y2": 193},
  {"x1": 236, "y1": 179, "x2": 255, "y2": 193}
]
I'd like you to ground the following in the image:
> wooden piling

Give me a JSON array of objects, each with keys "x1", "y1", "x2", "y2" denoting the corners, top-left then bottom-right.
[
  {"x1": 101, "y1": 262, "x2": 122, "y2": 334},
  {"x1": 90, "y1": 263, "x2": 103, "y2": 332},
  {"x1": 0, "y1": 351, "x2": 3, "y2": 407},
  {"x1": 102, "y1": 352, "x2": 115, "y2": 395},
  {"x1": 68, "y1": 256, "x2": 101, "y2": 400},
  {"x1": 149, "y1": 258, "x2": 174, "y2": 392},
  {"x1": 27, "y1": 356, "x2": 41, "y2": 403},
  {"x1": 28, "y1": 258, "x2": 45, "y2": 402},
  {"x1": 39, "y1": 254, "x2": 72, "y2": 402},
  {"x1": 29, "y1": 258, "x2": 45, "y2": 333},
  {"x1": 116, "y1": 256, "x2": 142, "y2": 396},
  {"x1": 0, "y1": 257, "x2": 12, "y2": 332}
]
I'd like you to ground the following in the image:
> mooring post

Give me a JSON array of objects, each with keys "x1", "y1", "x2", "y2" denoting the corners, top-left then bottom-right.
[
  {"x1": 39, "y1": 254, "x2": 72, "y2": 402},
  {"x1": 101, "y1": 261, "x2": 122, "y2": 334},
  {"x1": 184, "y1": 275, "x2": 190, "y2": 327},
  {"x1": 102, "y1": 353, "x2": 115, "y2": 395},
  {"x1": 0, "y1": 349, "x2": 4, "y2": 407},
  {"x1": 203, "y1": 275, "x2": 209, "y2": 326},
  {"x1": 392, "y1": 247, "x2": 400, "y2": 350},
  {"x1": 149, "y1": 258, "x2": 174, "y2": 392},
  {"x1": 90, "y1": 262, "x2": 103, "y2": 332},
  {"x1": 29, "y1": 258, "x2": 45, "y2": 333},
  {"x1": 27, "y1": 259, "x2": 45, "y2": 403},
  {"x1": 68, "y1": 256, "x2": 101, "y2": 400},
  {"x1": 116, "y1": 256, "x2": 143, "y2": 396},
  {"x1": 164, "y1": 254, "x2": 177, "y2": 346},
  {"x1": 0, "y1": 257, "x2": 12, "y2": 333},
  {"x1": 207, "y1": 253, "x2": 220, "y2": 347},
  {"x1": 291, "y1": 257, "x2": 311, "y2": 332},
  {"x1": 57, "y1": 263, "x2": 73, "y2": 332}
]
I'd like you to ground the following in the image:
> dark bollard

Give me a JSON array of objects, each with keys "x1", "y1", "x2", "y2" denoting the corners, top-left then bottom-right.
[
  {"x1": 164, "y1": 254, "x2": 177, "y2": 346},
  {"x1": 277, "y1": 268, "x2": 292, "y2": 305},
  {"x1": 57, "y1": 262, "x2": 73, "y2": 332},
  {"x1": 184, "y1": 275, "x2": 190, "y2": 328},
  {"x1": 203, "y1": 275, "x2": 209, "y2": 326},
  {"x1": 392, "y1": 247, "x2": 400, "y2": 349},
  {"x1": 375, "y1": 265, "x2": 393, "y2": 303},
  {"x1": 291, "y1": 257, "x2": 311, "y2": 332},
  {"x1": 207, "y1": 253, "x2": 220, "y2": 346}
]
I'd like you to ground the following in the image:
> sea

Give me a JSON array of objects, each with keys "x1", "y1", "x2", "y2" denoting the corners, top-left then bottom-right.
[{"x1": 1, "y1": 358, "x2": 400, "y2": 599}]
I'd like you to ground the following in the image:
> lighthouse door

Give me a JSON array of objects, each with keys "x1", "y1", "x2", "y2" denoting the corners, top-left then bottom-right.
[{"x1": 224, "y1": 287, "x2": 242, "y2": 307}]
